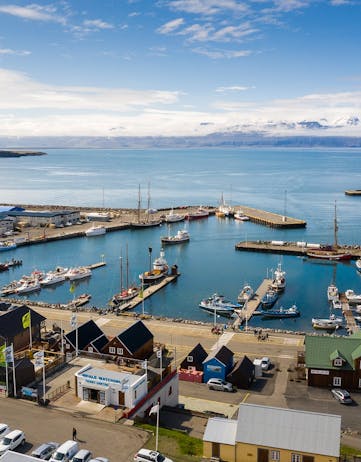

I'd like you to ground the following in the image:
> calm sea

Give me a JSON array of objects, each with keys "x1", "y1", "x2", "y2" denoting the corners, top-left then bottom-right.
[{"x1": 1, "y1": 147, "x2": 361, "y2": 332}]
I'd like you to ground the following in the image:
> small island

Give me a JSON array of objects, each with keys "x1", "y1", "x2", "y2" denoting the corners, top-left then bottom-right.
[{"x1": 0, "y1": 150, "x2": 47, "y2": 158}]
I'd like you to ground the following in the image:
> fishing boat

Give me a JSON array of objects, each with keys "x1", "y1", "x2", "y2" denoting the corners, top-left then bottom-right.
[
  {"x1": 111, "y1": 247, "x2": 140, "y2": 305},
  {"x1": 199, "y1": 293, "x2": 240, "y2": 317},
  {"x1": 16, "y1": 278, "x2": 41, "y2": 294},
  {"x1": 6, "y1": 258, "x2": 22, "y2": 268},
  {"x1": 165, "y1": 209, "x2": 185, "y2": 223},
  {"x1": 65, "y1": 266, "x2": 92, "y2": 281},
  {"x1": 237, "y1": 284, "x2": 254, "y2": 305},
  {"x1": 332, "y1": 299, "x2": 342, "y2": 309},
  {"x1": 234, "y1": 210, "x2": 250, "y2": 221},
  {"x1": 85, "y1": 224, "x2": 106, "y2": 236},
  {"x1": 215, "y1": 193, "x2": 233, "y2": 218},
  {"x1": 72, "y1": 293, "x2": 92, "y2": 307},
  {"x1": 185, "y1": 206, "x2": 209, "y2": 220},
  {"x1": 139, "y1": 248, "x2": 168, "y2": 284},
  {"x1": 307, "y1": 202, "x2": 352, "y2": 261},
  {"x1": 0, "y1": 240, "x2": 17, "y2": 251},
  {"x1": 131, "y1": 184, "x2": 161, "y2": 228},
  {"x1": 262, "y1": 304, "x2": 300, "y2": 319},
  {"x1": 161, "y1": 228, "x2": 190, "y2": 245},
  {"x1": 312, "y1": 314, "x2": 343, "y2": 330},
  {"x1": 345, "y1": 289, "x2": 361, "y2": 305},
  {"x1": 356, "y1": 259, "x2": 361, "y2": 273},
  {"x1": 327, "y1": 283, "x2": 339, "y2": 302},
  {"x1": 271, "y1": 262, "x2": 286, "y2": 292},
  {"x1": 260, "y1": 289, "x2": 279, "y2": 309}
]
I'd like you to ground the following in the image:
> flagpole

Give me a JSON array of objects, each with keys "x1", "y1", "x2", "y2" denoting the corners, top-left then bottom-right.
[
  {"x1": 75, "y1": 316, "x2": 78, "y2": 357},
  {"x1": 42, "y1": 350, "x2": 46, "y2": 402},
  {"x1": 29, "y1": 311, "x2": 32, "y2": 350},
  {"x1": 11, "y1": 344, "x2": 17, "y2": 398},
  {"x1": 155, "y1": 405, "x2": 159, "y2": 452},
  {"x1": 5, "y1": 342, "x2": 9, "y2": 398},
  {"x1": 60, "y1": 319, "x2": 64, "y2": 355},
  {"x1": 141, "y1": 279, "x2": 145, "y2": 316}
]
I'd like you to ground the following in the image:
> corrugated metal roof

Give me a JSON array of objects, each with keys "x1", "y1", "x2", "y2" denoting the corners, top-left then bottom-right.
[
  {"x1": 203, "y1": 417, "x2": 237, "y2": 445},
  {"x1": 7, "y1": 210, "x2": 77, "y2": 217},
  {"x1": 236, "y1": 404, "x2": 341, "y2": 457},
  {"x1": 0, "y1": 451, "x2": 39, "y2": 462},
  {"x1": 305, "y1": 335, "x2": 361, "y2": 370}
]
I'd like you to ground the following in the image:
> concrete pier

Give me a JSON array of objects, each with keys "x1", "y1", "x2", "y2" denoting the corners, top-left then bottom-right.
[
  {"x1": 234, "y1": 205, "x2": 306, "y2": 228},
  {"x1": 340, "y1": 293, "x2": 360, "y2": 334}
]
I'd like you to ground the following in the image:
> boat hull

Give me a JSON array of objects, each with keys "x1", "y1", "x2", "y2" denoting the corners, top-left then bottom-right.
[
  {"x1": 199, "y1": 305, "x2": 235, "y2": 318},
  {"x1": 307, "y1": 251, "x2": 352, "y2": 261}
]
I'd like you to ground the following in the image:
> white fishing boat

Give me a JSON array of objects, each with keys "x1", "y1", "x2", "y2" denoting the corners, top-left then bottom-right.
[
  {"x1": 215, "y1": 193, "x2": 233, "y2": 217},
  {"x1": 312, "y1": 314, "x2": 343, "y2": 330},
  {"x1": 161, "y1": 228, "x2": 190, "y2": 245},
  {"x1": 199, "y1": 293, "x2": 240, "y2": 317},
  {"x1": 332, "y1": 299, "x2": 342, "y2": 310},
  {"x1": 185, "y1": 206, "x2": 209, "y2": 220},
  {"x1": 327, "y1": 283, "x2": 339, "y2": 302},
  {"x1": 139, "y1": 248, "x2": 168, "y2": 284},
  {"x1": 85, "y1": 224, "x2": 106, "y2": 236},
  {"x1": 16, "y1": 278, "x2": 41, "y2": 294},
  {"x1": 271, "y1": 262, "x2": 286, "y2": 292},
  {"x1": 237, "y1": 284, "x2": 254, "y2": 305},
  {"x1": 345, "y1": 289, "x2": 361, "y2": 305},
  {"x1": 65, "y1": 266, "x2": 92, "y2": 281},
  {"x1": 234, "y1": 210, "x2": 250, "y2": 221},
  {"x1": 165, "y1": 209, "x2": 185, "y2": 223},
  {"x1": 40, "y1": 267, "x2": 68, "y2": 286}
]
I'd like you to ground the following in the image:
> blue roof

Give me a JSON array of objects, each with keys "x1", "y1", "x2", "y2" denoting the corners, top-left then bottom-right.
[
  {"x1": 7, "y1": 210, "x2": 77, "y2": 218},
  {"x1": 0, "y1": 206, "x2": 23, "y2": 213}
]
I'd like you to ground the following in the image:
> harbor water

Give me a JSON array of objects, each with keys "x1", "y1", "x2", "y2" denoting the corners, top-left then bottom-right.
[{"x1": 1, "y1": 147, "x2": 361, "y2": 332}]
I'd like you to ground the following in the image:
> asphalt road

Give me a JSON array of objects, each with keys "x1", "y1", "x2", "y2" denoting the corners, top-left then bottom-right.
[{"x1": 0, "y1": 398, "x2": 149, "y2": 462}]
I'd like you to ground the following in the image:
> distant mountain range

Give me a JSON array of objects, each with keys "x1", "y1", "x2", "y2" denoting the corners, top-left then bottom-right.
[{"x1": 0, "y1": 132, "x2": 361, "y2": 149}]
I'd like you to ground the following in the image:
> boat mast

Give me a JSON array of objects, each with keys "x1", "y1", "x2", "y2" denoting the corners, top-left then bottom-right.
[
  {"x1": 147, "y1": 182, "x2": 151, "y2": 223},
  {"x1": 120, "y1": 249, "x2": 123, "y2": 292},
  {"x1": 125, "y1": 243, "x2": 129, "y2": 290},
  {"x1": 334, "y1": 200, "x2": 338, "y2": 248},
  {"x1": 137, "y1": 184, "x2": 141, "y2": 224}
]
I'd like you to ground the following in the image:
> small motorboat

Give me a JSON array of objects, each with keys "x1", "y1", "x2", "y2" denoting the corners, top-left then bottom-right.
[
  {"x1": 262, "y1": 304, "x2": 300, "y2": 319},
  {"x1": 332, "y1": 299, "x2": 342, "y2": 310},
  {"x1": 261, "y1": 289, "x2": 278, "y2": 309},
  {"x1": 327, "y1": 283, "x2": 339, "y2": 302},
  {"x1": 65, "y1": 267, "x2": 92, "y2": 280},
  {"x1": 271, "y1": 262, "x2": 286, "y2": 292},
  {"x1": 356, "y1": 258, "x2": 361, "y2": 273},
  {"x1": 312, "y1": 314, "x2": 343, "y2": 330},
  {"x1": 237, "y1": 284, "x2": 254, "y2": 305},
  {"x1": 345, "y1": 289, "x2": 361, "y2": 305},
  {"x1": 72, "y1": 293, "x2": 92, "y2": 307},
  {"x1": 234, "y1": 210, "x2": 249, "y2": 221},
  {"x1": 199, "y1": 293, "x2": 241, "y2": 317},
  {"x1": 165, "y1": 209, "x2": 185, "y2": 223},
  {"x1": 139, "y1": 248, "x2": 168, "y2": 284},
  {"x1": 85, "y1": 224, "x2": 106, "y2": 236},
  {"x1": 16, "y1": 279, "x2": 41, "y2": 294},
  {"x1": 185, "y1": 207, "x2": 209, "y2": 220}
]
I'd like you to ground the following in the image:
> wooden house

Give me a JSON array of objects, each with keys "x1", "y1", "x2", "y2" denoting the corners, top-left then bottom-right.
[
  {"x1": 203, "y1": 403, "x2": 341, "y2": 462},
  {"x1": 0, "y1": 305, "x2": 45, "y2": 352},
  {"x1": 102, "y1": 320, "x2": 153, "y2": 360},
  {"x1": 63, "y1": 320, "x2": 108, "y2": 356},
  {"x1": 202, "y1": 345, "x2": 234, "y2": 383},
  {"x1": 180, "y1": 343, "x2": 207, "y2": 371},
  {"x1": 227, "y1": 355, "x2": 255, "y2": 389},
  {"x1": 305, "y1": 331, "x2": 361, "y2": 390}
]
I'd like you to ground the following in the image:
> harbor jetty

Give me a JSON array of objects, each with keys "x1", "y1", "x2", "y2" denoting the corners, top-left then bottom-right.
[
  {"x1": 234, "y1": 205, "x2": 306, "y2": 228},
  {"x1": 232, "y1": 278, "x2": 272, "y2": 329},
  {"x1": 235, "y1": 240, "x2": 361, "y2": 259},
  {"x1": 345, "y1": 189, "x2": 361, "y2": 196}
]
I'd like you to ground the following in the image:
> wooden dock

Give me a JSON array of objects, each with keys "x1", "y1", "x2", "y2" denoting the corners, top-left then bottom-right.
[
  {"x1": 232, "y1": 278, "x2": 272, "y2": 329},
  {"x1": 86, "y1": 261, "x2": 106, "y2": 270},
  {"x1": 234, "y1": 205, "x2": 306, "y2": 228},
  {"x1": 117, "y1": 273, "x2": 180, "y2": 312},
  {"x1": 340, "y1": 293, "x2": 360, "y2": 334}
]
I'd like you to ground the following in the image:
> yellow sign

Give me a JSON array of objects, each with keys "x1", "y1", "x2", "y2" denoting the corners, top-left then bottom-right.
[
  {"x1": 0, "y1": 344, "x2": 5, "y2": 366},
  {"x1": 69, "y1": 283, "x2": 76, "y2": 294},
  {"x1": 22, "y1": 311, "x2": 31, "y2": 329}
]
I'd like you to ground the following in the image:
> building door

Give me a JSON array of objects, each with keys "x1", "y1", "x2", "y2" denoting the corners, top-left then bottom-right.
[
  {"x1": 118, "y1": 391, "x2": 125, "y2": 406},
  {"x1": 257, "y1": 448, "x2": 269, "y2": 462},
  {"x1": 303, "y1": 456, "x2": 314, "y2": 462},
  {"x1": 89, "y1": 388, "x2": 99, "y2": 402},
  {"x1": 211, "y1": 443, "x2": 220, "y2": 458}
]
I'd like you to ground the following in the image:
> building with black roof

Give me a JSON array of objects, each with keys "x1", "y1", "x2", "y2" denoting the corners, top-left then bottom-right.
[
  {"x1": 103, "y1": 320, "x2": 154, "y2": 360},
  {"x1": 63, "y1": 320, "x2": 108, "y2": 356},
  {"x1": 0, "y1": 305, "x2": 46, "y2": 351},
  {"x1": 180, "y1": 343, "x2": 208, "y2": 371},
  {"x1": 226, "y1": 355, "x2": 255, "y2": 389}
]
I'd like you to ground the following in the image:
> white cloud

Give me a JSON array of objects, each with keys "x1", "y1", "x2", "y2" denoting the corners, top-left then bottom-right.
[
  {"x1": 0, "y1": 48, "x2": 31, "y2": 56},
  {"x1": 168, "y1": 0, "x2": 249, "y2": 16},
  {"x1": 157, "y1": 18, "x2": 185, "y2": 34},
  {"x1": 0, "y1": 4, "x2": 66, "y2": 24},
  {"x1": 192, "y1": 47, "x2": 251, "y2": 58},
  {"x1": 216, "y1": 85, "x2": 254, "y2": 92},
  {"x1": 83, "y1": 19, "x2": 114, "y2": 30}
]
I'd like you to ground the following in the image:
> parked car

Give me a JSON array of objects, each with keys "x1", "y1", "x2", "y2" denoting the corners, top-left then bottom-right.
[
  {"x1": 0, "y1": 430, "x2": 26, "y2": 455},
  {"x1": 134, "y1": 449, "x2": 173, "y2": 462},
  {"x1": 331, "y1": 388, "x2": 353, "y2": 404},
  {"x1": 31, "y1": 442, "x2": 60, "y2": 460},
  {"x1": 207, "y1": 378, "x2": 234, "y2": 392},
  {"x1": 72, "y1": 449, "x2": 93, "y2": 462},
  {"x1": 0, "y1": 424, "x2": 10, "y2": 439},
  {"x1": 261, "y1": 357, "x2": 271, "y2": 370},
  {"x1": 50, "y1": 441, "x2": 79, "y2": 462},
  {"x1": 89, "y1": 458, "x2": 109, "y2": 462}
]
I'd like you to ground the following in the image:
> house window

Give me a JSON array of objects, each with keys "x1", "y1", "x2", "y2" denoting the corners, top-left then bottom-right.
[
  {"x1": 187, "y1": 356, "x2": 193, "y2": 362},
  {"x1": 66, "y1": 344, "x2": 70, "y2": 350},
  {"x1": 334, "y1": 358, "x2": 342, "y2": 366},
  {"x1": 359, "y1": 360, "x2": 361, "y2": 369},
  {"x1": 109, "y1": 347, "x2": 115, "y2": 354},
  {"x1": 117, "y1": 348, "x2": 123, "y2": 355},
  {"x1": 358, "y1": 378, "x2": 361, "y2": 389},
  {"x1": 270, "y1": 451, "x2": 280, "y2": 461},
  {"x1": 291, "y1": 454, "x2": 302, "y2": 462},
  {"x1": 88, "y1": 347, "x2": 93, "y2": 353},
  {"x1": 333, "y1": 376, "x2": 342, "y2": 386}
]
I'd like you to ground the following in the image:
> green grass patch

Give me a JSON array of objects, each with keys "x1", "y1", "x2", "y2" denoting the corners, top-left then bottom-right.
[
  {"x1": 136, "y1": 423, "x2": 203, "y2": 462},
  {"x1": 341, "y1": 445, "x2": 361, "y2": 457}
]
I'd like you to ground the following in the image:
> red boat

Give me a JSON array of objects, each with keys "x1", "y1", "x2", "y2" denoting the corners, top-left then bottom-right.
[
  {"x1": 186, "y1": 207, "x2": 209, "y2": 220},
  {"x1": 306, "y1": 250, "x2": 352, "y2": 261}
]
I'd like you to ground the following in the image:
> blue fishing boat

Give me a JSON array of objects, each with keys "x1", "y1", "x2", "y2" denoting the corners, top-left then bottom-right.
[
  {"x1": 199, "y1": 293, "x2": 241, "y2": 317},
  {"x1": 262, "y1": 305, "x2": 300, "y2": 319},
  {"x1": 260, "y1": 289, "x2": 278, "y2": 309}
]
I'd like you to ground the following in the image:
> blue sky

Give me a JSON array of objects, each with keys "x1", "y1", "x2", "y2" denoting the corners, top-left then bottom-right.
[{"x1": 0, "y1": 0, "x2": 360, "y2": 137}]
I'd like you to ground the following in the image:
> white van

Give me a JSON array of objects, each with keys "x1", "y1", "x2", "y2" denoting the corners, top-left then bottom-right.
[{"x1": 50, "y1": 441, "x2": 79, "y2": 462}]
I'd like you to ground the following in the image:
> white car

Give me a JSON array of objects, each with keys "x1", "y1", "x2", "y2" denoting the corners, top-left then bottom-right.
[
  {"x1": 0, "y1": 429, "x2": 26, "y2": 455},
  {"x1": 261, "y1": 357, "x2": 271, "y2": 370},
  {"x1": 0, "y1": 424, "x2": 10, "y2": 439},
  {"x1": 72, "y1": 449, "x2": 92, "y2": 462},
  {"x1": 207, "y1": 378, "x2": 234, "y2": 392},
  {"x1": 89, "y1": 458, "x2": 109, "y2": 462},
  {"x1": 134, "y1": 449, "x2": 173, "y2": 462}
]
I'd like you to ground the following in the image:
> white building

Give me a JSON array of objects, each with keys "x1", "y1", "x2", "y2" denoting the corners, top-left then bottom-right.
[{"x1": 75, "y1": 364, "x2": 148, "y2": 408}]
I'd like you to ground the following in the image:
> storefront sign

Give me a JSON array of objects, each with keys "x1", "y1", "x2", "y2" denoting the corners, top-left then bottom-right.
[{"x1": 310, "y1": 369, "x2": 329, "y2": 375}]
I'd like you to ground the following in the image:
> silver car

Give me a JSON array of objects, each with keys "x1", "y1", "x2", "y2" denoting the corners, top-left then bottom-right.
[
  {"x1": 331, "y1": 388, "x2": 353, "y2": 404},
  {"x1": 31, "y1": 443, "x2": 60, "y2": 460},
  {"x1": 207, "y1": 378, "x2": 234, "y2": 392}
]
